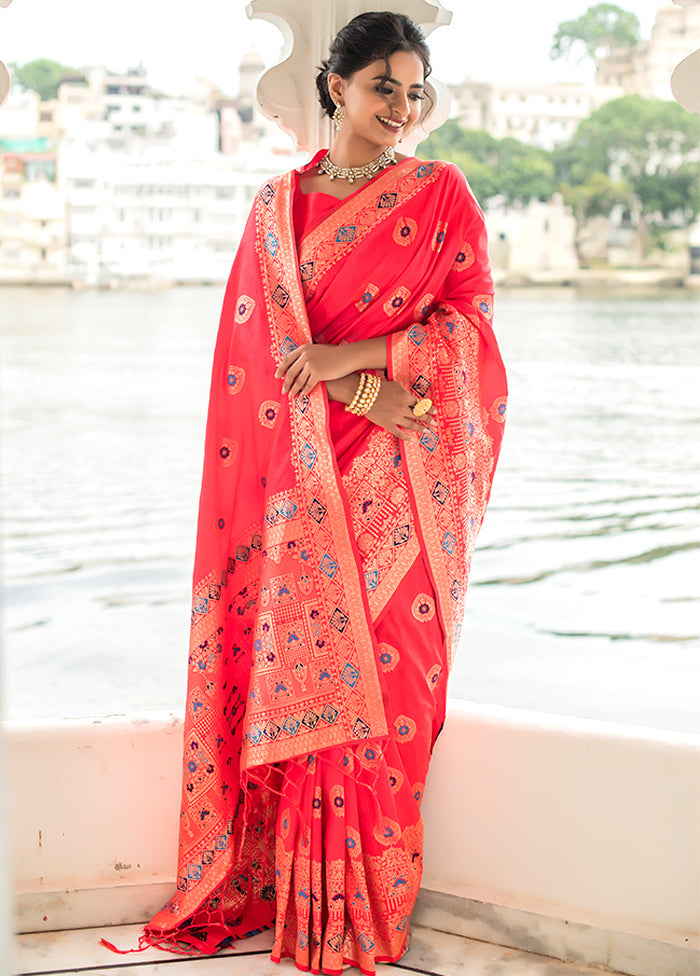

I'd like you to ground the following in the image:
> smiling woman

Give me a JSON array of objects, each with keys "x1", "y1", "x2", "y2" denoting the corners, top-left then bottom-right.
[{"x1": 100, "y1": 10, "x2": 506, "y2": 975}]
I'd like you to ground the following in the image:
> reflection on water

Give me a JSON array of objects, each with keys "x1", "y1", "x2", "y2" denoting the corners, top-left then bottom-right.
[{"x1": 2, "y1": 286, "x2": 700, "y2": 731}]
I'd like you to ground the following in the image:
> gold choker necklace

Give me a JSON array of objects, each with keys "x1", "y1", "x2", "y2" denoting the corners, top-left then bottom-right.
[{"x1": 317, "y1": 146, "x2": 396, "y2": 183}]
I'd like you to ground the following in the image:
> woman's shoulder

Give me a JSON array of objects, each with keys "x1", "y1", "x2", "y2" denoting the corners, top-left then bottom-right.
[{"x1": 412, "y1": 156, "x2": 467, "y2": 187}]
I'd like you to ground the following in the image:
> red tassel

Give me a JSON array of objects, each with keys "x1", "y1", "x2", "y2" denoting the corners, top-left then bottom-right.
[{"x1": 99, "y1": 935, "x2": 149, "y2": 954}]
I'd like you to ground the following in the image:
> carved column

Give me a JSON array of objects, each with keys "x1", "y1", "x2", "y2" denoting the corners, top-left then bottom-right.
[
  {"x1": 246, "y1": 0, "x2": 453, "y2": 153},
  {"x1": 0, "y1": 0, "x2": 12, "y2": 108},
  {"x1": 671, "y1": 0, "x2": 700, "y2": 113}
]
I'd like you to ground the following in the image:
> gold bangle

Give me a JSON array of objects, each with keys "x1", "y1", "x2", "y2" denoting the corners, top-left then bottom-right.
[
  {"x1": 361, "y1": 374, "x2": 381, "y2": 415},
  {"x1": 346, "y1": 373, "x2": 368, "y2": 413},
  {"x1": 346, "y1": 372, "x2": 378, "y2": 415},
  {"x1": 353, "y1": 374, "x2": 381, "y2": 417}
]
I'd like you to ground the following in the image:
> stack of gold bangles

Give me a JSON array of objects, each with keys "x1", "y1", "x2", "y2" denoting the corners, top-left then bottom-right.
[{"x1": 345, "y1": 372, "x2": 381, "y2": 416}]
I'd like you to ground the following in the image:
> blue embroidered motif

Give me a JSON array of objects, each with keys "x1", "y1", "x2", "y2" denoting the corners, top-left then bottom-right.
[
  {"x1": 336, "y1": 225, "x2": 356, "y2": 243},
  {"x1": 319, "y1": 553, "x2": 338, "y2": 578},
  {"x1": 408, "y1": 324, "x2": 427, "y2": 345},
  {"x1": 341, "y1": 663, "x2": 360, "y2": 687},
  {"x1": 321, "y1": 704, "x2": 339, "y2": 724},
  {"x1": 442, "y1": 531, "x2": 457, "y2": 554},
  {"x1": 280, "y1": 336, "x2": 298, "y2": 356},
  {"x1": 300, "y1": 443, "x2": 317, "y2": 469},
  {"x1": 272, "y1": 284, "x2": 289, "y2": 308},
  {"x1": 420, "y1": 427, "x2": 439, "y2": 452}
]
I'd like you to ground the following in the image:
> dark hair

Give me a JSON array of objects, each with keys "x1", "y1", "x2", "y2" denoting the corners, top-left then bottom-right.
[{"x1": 315, "y1": 11, "x2": 432, "y2": 118}]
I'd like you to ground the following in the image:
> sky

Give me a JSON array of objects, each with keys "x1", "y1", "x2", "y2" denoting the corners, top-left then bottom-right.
[{"x1": 0, "y1": 1, "x2": 681, "y2": 96}]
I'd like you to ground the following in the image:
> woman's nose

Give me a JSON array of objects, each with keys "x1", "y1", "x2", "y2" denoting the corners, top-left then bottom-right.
[{"x1": 394, "y1": 91, "x2": 410, "y2": 118}]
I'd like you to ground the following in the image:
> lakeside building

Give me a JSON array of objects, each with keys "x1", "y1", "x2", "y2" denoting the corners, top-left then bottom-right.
[
  {"x1": 596, "y1": 3, "x2": 700, "y2": 99},
  {"x1": 58, "y1": 140, "x2": 300, "y2": 287},
  {"x1": 447, "y1": 79, "x2": 616, "y2": 151},
  {"x1": 0, "y1": 148, "x2": 65, "y2": 283},
  {"x1": 449, "y1": 5, "x2": 700, "y2": 151},
  {"x1": 0, "y1": 57, "x2": 303, "y2": 286}
]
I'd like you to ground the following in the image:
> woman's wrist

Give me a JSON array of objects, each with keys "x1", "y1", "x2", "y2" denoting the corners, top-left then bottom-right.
[
  {"x1": 345, "y1": 336, "x2": 387, "y2": 372},
  {"x1": 326, "y1": 373, "x2": 361, "y2": 405}
]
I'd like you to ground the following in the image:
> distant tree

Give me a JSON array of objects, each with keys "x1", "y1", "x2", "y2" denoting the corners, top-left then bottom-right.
[
  {"x1": 550, "y1": 4, "x2": 641, "y2": 65},
  {"x1": 421, "y1": 120, "x2": 558, "y2": 205},
  {"x1": 559, "y1": 171, "x2": 632, "y2": 224},
  {"x1": 553, "y1": 94, "x2": 700, "y2": 254},
  {"x1": 10, "y1": 59, "x2": 85, "y2": 101}
]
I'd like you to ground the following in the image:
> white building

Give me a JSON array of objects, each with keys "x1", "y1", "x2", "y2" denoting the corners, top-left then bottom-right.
[
  {"x1": 486, "y1": 196, "x2": 579, "y2": 282},
  {"x1": 59, "y1": 138, "x2": 303, "y2": 287},
  {"x1": 448, "y1": 79, "x2": 613, "y2": 151},
  {"x1": 0, "y1": 56, "x2": 304, "y2": 286},
  {"x1": 0, "y1": 155, "x2": 66, "y2": 283},
  {"x1": 596, "y1": 3, "x2": 700, "y2": 100}
]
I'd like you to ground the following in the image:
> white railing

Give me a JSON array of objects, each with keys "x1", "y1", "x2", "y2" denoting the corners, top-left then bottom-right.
[{"x1": 6, "y1": 702, "x2": 700, "y2": 976}]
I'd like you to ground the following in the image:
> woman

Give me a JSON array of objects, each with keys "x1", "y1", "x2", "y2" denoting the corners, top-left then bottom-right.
[{"x1": 102, "y1": 11, "x2": 506, "y2": 974}]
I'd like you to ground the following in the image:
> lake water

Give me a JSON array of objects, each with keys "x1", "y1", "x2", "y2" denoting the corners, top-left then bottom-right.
[{"x1": 2, "y1": 285, "x2": 699, "y2": 732}]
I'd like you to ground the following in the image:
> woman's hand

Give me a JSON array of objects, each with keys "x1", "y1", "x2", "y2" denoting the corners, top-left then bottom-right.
[
  {"x1": 365, "y1": 379, "x2": 437, "y2": 441},
  {"x1": 275, "y1": 343, "x2": 355, "y2": 396}
]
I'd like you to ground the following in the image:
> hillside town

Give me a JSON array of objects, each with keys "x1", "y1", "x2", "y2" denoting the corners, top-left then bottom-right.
[{"x1": 1, "y1": 3, "x2": 699, "y2": 287}]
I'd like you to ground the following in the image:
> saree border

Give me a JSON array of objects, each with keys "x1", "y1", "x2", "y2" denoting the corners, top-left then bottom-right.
[
  {"x1": 242, "y1": 171, "x2": 389, "y2": 768},
  {"x1": 389, "y1": 305, "x2": 496, "y2": 667}
]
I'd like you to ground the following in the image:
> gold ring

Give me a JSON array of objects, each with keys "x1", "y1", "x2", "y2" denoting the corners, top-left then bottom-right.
[{"x1": 412, "y1": 397, "x2": 432, "y2": 417}]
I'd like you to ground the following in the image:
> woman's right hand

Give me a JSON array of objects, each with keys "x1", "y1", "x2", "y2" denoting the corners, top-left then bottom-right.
[{"x1": 366, "y1": 379, "x2": 437, "y2": 441}]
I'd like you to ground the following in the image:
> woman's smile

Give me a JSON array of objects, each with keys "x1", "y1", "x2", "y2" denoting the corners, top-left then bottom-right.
[{"x1": 376, "y1": 115, "x2": 406, "y2": 132}]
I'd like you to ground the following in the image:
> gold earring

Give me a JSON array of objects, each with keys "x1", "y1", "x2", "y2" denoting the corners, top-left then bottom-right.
[{"x1": 332, "y1": 103, "x2": 344, "y2": 132}]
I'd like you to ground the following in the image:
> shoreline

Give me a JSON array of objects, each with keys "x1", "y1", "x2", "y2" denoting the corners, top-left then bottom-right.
[{"x1": 1, "y1": 270, "x2": 700, "y2": 291}]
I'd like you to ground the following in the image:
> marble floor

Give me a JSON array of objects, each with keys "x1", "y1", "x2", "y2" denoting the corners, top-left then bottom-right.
[{"x1": 14, "y1": 922, "x2": 631, "y2": 976}]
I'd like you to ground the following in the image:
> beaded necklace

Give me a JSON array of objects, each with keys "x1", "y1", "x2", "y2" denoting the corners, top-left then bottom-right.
[{"x1": 317, "y1": 146, "x2": 396, "y2": 183}]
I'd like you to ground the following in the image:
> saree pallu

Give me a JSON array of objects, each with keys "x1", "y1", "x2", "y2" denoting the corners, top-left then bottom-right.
[{"x1": 107, "y1": 152, "x2": 506, "y2": 974}]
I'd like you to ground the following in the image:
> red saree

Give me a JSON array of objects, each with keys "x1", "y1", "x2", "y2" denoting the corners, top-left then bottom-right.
[{"x1": 105, "y1": 151, "x2": 506, "y2": 973}]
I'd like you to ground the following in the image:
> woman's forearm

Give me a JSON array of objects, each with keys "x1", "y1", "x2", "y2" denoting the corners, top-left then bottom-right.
[{"x1": 344, "y1": 336, "x2": 387, "y2": 372}]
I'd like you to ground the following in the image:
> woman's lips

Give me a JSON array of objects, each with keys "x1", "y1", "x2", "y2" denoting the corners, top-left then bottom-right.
[{"x1": 377, "y1": 116, "x2": 405, "y2": 132}]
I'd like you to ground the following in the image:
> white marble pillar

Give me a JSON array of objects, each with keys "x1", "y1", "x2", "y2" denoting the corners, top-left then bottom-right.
[
  {"x1": 671, "y1": 0, "x2": 700, "y2": 113},
  {"x1": 246, "y1": 0, "x2": 453, "y2": 154},
  {"x1": 0, "y1": 2, "x2": 15, "y2": 968},
  {"x1": 0, "y1": 0, "x2": 12, "y2": 108}
]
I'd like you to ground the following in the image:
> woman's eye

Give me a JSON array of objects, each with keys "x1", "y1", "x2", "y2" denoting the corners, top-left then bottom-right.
[
  {"x1": 409, "y1": 93, "x2": 425, "y2": 101},
  {"x1": 377, "y1": 86, "x2": 394, "y2": 95}
]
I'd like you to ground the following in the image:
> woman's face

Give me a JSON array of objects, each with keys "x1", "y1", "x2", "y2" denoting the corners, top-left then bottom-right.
[{"x1": 329, "y1": 50, "x2": 427, "y2": 150}]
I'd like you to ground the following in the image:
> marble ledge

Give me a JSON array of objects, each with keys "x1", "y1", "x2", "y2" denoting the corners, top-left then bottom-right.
[{"x1": 413, "y1": 889, "x2": 699, "y2": 976}]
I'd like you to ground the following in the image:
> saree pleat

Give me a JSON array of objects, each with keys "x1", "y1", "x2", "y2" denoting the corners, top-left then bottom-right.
[{"x1": 102, "y1": 152, "x2": 506, "y2": 974}]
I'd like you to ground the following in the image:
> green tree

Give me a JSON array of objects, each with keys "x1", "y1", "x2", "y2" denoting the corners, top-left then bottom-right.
[
  {"x1": 550, "y1": 4, "x2": 640, "y2": 65},
  {"x1": 553, "y1": 95, "x2": 700, "y2": 227},
  {"x1": 421, "y1": 120, "x2": 557, "y2": 205},
  {"x1": 10, "y1": 59, "x2": 85, "y2": 101},
  {"x1": 553, "y1": 94, "x2": 700, "y2": 258},
  {"x1": 559, "y1": 171, "x2": 632, "y2": 224}
]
